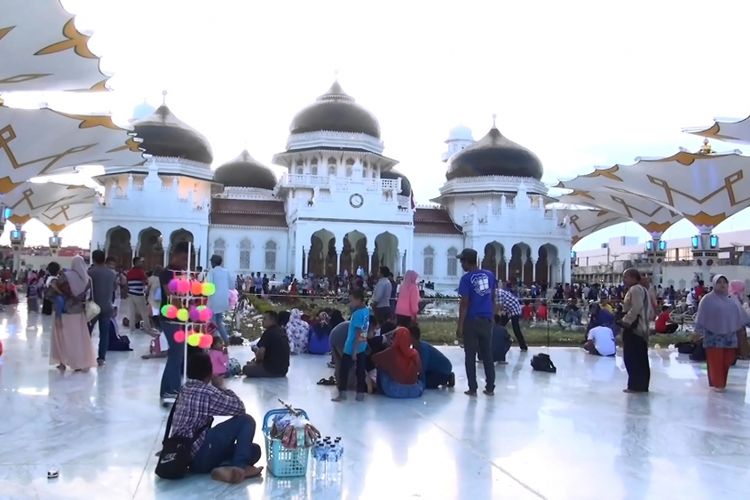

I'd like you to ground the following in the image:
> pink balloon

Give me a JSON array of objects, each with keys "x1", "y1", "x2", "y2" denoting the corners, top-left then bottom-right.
[
  {"x1": 198, "y1": 334, "x2": 213, "y2": 349},
  {"x1": 166, "y1": 305, "x2": 178, "y2": 319},
  {"x1": 177, "y1": 279, "x2": 191, "y2": 295},
  {"x1": 173, "y1": 330, "x2": 186, "y2": 343},
  {"x1": 168, "y1": 279, "x2": 179, "y2": 294},
  {"x1": 199, "y1": 308, "x2": 213, "y2": 323}
]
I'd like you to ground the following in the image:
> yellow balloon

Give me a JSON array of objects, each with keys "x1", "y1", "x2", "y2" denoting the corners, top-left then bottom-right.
[
  {"x1": 177, "y1": 308, "x2": 189, "y2": 322},
  {"x1": 187, "y1": 333, "x2": 201, "y2": 347}
]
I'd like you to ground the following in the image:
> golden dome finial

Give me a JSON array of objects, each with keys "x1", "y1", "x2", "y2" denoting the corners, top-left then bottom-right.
[{"x1": 698, "y1": 138, "x2": 714, "y2": 155}]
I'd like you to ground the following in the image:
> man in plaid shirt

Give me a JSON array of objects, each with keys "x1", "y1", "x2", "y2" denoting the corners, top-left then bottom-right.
[
  {"x1": 497, "y1": 285, "x2": 529, "y2": 351},
  {"x1": 170, "y1": 352, "x2": 263, "y2": 484}
]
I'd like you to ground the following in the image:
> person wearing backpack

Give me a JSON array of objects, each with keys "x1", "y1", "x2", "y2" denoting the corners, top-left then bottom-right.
[
  {"x1": 160, "y1": 352, "x2": 263, "y2": 483},
  {"x1": 618, "y1": 268, "x2": 651, "y2": 393}
]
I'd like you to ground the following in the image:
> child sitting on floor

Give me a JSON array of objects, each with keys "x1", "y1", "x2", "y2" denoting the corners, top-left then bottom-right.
[{"x1": 209, "y1": 336, "x2": 229, "y2": 377}]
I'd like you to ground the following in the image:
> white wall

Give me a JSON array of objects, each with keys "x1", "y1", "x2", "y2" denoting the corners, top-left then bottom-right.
[
  {"x1": 413, "y1": 234, "x2": 464, "y2": 289},
  {"x1": 208, "y1": 226, "x2": 288, "y2": 278}
]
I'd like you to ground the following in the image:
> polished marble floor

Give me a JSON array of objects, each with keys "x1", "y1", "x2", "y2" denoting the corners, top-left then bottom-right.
[{"x1": 2, "y1": 305, "x2": 750, "y2": 500}]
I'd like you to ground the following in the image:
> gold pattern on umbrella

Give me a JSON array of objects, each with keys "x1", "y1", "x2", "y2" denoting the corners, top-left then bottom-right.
[{"x1": 34, "y1": 18, "x2": 96, "y2": 59}]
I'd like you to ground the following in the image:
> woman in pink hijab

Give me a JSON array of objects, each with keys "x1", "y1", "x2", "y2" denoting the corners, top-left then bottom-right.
[
  {"x1": 50, "y1": 256, "x2": 96, "y2": 371},
  {"x1": 395, "y1": 270, "x2": 420, "y2": 325},
  {"x1": 729, "y1": 280, "x2": 750, "y2": 359}
]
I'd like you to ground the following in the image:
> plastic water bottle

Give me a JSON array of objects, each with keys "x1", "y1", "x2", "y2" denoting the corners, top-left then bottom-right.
[
  {"x1": 313, "y1": 440, "x2": 327, "y2": 480},
  {"x1": 326, "y1": 443, "x2": 341, "y2": 481}
]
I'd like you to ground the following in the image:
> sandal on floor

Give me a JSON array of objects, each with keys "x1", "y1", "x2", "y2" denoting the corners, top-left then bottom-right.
[{"x1": 317, "y1": 376, "x2": 336, "y2": 386}]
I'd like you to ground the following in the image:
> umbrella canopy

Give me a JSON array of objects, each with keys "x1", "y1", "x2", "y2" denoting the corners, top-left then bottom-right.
[
  {"x1": 556, "y1": 150, "x2": 750, "y2": 230},
  {"x1": 0, "y1": 0, "x2": 107, "y2": 92},
  {"x1": 684, "y1": 116, "x2": 750, "y2": 146},
  {"x1": 555, "y1": 207, "x2": 629, "y2": 245},
  {"x1": 0, "y1": 104, "x2": 143, "y2": 190},
  {"x1": 37, "y1": 193, "x2": 95, "y2": 233},
  {"x1": 556, "y1": 189, "x2": 683, "y2": 237},
  {"x1": 4, "y1": 181, "x2": 94, "y2": 225}
]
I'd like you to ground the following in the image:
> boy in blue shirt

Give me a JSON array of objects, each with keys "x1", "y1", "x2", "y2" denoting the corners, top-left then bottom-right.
[
  {"x1": 456, "y1": 248, "x2": 496, "y2": 397},
  {"x1": 332, "y1": 289, "x2": 370, "y2": 402}
]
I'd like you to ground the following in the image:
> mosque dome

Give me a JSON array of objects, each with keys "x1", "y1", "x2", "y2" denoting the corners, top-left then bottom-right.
[
  {"x1": 214, "y1": 150, "x2": 277, "y2": 190},
  {"x1": 289, "y1": 81, "x2": 381, "y2": 138},
  {"x1": 446, "y1": 126, "x2": 543, "y2": 180},
  {"x1": 447, "y1": 124, "x2": 474, "y2": 142},
  {"x1": 381, "y1": 169, "x2": 412, "y2": 197},
  {"x1": 132, "y1": 100, "x2": 156, "y2": 121},
  {"x1": 132, "y1": 105, "x2": 213, "y2": 164}
]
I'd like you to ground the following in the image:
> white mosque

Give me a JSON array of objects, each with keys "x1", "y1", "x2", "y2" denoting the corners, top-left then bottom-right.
[{"x1": 91, "y1": 82, "x2": 572, "y2": 289}]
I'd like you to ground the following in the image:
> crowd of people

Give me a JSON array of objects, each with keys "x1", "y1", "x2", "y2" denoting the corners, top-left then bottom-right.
[{"x1": 8, "y1": 241, "x2": 750, "y2": 485}]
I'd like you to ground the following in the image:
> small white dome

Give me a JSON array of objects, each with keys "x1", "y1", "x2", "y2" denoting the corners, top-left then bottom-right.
[
  {"x1": 447, "y1": 124, "x2": 473, "y2": 142},
  {"x1": 132, "y1": 100, "x2": 156, "y2": 121}
]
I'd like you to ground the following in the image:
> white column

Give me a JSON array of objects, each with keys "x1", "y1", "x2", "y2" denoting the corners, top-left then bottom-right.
[
  {"x1": 530, "y1": 258, "x2": 537, "y2": 283},
  {"x1": 520, "y1": 256, "x2": 527, "y2": 284}
]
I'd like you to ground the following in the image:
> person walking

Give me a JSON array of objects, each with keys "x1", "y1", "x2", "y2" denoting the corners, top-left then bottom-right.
[
  {"x1": 695, "y1": 274, "x2": 748, "y2": 391},
  {"x1": 496, "y1": 285, "x2": 529, "y2": 351},
  {"x1": 207, "y1": 254, "x2": 233, "y2": 343},
  {"x1": 618, "y1": 268, "x2": 651, "y2": 393},
  {"x1": 88, "y1": 250, "x2": 117, "y2": 366},
  {"x1": 456, "y1": 248, "x2": 496, "y2": 397},
  {"x1": 126, "y1": 256, "x2": 150, "y2": 331},
  {"x1": 395, "y1": 270, "x2": 420, "y2": 325},
  {"x1": 160, "y1": 241, "x2": 191, "y2": 403}
]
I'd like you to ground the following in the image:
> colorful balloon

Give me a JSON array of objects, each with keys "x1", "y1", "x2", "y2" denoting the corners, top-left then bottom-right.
[
  {"x1": 160, "y1": 304, "x2": 171, "y2": 317},
  {"x1": 199, "y1": 307, "x2": 213, "y2": 323},
  {"x1": 187, "y1": 333, "x2": 201, "y2": 347},
  {"x1": 168, "y1": 279, "x2": 179, "y2": 294},
  {"x1": 189, "y1": 306, "x2": 201, "y2": 322},
  {"x1": 173, "y1": 330, "x2": 186, "y2": 343},
  {"x1": 177, "y1": 308, "x2": 189, "y2": 322},
  {"x1": 202, "y1": 282, "x2": 216, "y2": 296},
  {"x1": 177, "y1": 279, "x2": 191, "y2": 295},
  {"x1": 166, "y1": 305, "x2": 178, "y2": 319},
  {"x1": 198, "y1": 334, "x2": 213, "y2": 349}
]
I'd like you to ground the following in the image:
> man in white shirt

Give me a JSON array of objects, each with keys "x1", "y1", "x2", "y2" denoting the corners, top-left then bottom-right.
[
  {"x1": 584, "y1": 325, "x2": 616, "y2": 357},
  {"x1": 207, "y1": 254, "x2": 235, "y2": 344}
]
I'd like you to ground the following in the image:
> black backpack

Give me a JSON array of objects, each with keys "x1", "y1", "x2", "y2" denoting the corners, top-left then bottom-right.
[
  {"x1": 531, "y1": 353, "x2": 557, "y2": 373},
  {"x1": 155, "y1": 397, "x2": 212, "y2": 479}
]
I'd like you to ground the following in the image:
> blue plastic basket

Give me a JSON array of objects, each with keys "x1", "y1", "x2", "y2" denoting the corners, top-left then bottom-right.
[{"x1": 262, "y1": 408, "x2": 310, "y2": 478}]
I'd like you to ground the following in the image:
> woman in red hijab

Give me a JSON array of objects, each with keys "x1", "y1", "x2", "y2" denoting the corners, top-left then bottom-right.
[{"x1": 373, "y1": 325, "x2": 421, "y2": 385}]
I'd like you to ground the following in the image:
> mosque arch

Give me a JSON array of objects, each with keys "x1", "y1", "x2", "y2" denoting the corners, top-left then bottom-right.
[
  {"x1": 137, "y1": 227, "x2": 164, "y2": 272},
  {"x1": 309, "y1": 229, "x2": 336, "y2": 278},
  {"x1": 169, "y1": 228, "x2": 195, "y2": 268},
  {"x1": 509, "y1": 242, "x2": 532, "y2": 286},
  {"x1": 536, "y1": 243, "x2": 559, "y2": 286},
  {"x1": 213, "y1": 237, "x2": 226, "y2": 258},
  {"x1": 482, "y1": 241, "x2": 506, "y2": 281},
  {"x1": 341, "y1": 230, "x2": 367, "y2": 275},
  {"x1": 373, "y1": 232, "x2": 399, "y2": 274},
  {"x1": 106, "y1": 226, "x2": 132, "y2": 270}
]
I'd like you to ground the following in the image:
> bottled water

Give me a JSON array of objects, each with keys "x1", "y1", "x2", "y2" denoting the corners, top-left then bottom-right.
[
  {"x1": 312, "y1": 439, "x2": 327, "y2": 480},
  {"x1": 312, "y1": 436, "x2": 344, "y2": 482}
]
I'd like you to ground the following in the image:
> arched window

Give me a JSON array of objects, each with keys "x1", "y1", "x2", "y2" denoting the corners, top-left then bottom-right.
[
  {"x1": 295, "y1": 159, "x2": 304, "y2": 175},
  {"x1": 346, "y1": 167, "x2": 353, "y2": 177},
  {"x1": 213, "y1": 238, "x2": 226, "y2": 258},
  {"x1": 345, "y1": 158, "x2": 354, "y2": 177},
  {"x1": 265, "y1": 240, "x2": 277, "y2": 271},
  {"x1": 239, "y1": 239, "x2": 251, "y2": 270},
  {"x1": 447, "y1": 247, "x2": 458, "y2": 277},
  {"x1": 328, "y1": 165, "x2": 336, "y2": 176},
  {"x1": 311, "y1": 158, "x2": 318, "y2": 176},
  {"x1": 424, "y1": 246, "x2": 435, "y2": 276}
]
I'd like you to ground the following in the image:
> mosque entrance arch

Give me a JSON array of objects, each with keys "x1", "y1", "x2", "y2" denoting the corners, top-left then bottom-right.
[
  {"x1": 308, "y1": 229, "x2": 337, "y2": 279},
  {"x1": 482, "y1": 242, "x2": 506, "y2": 282},
  {"x1": 509, "y1": 243, "x2": 532, "y2": 286},
  {"x1": 536, "y1": 244, "x2": 559, "y2": 286},
  {"x1": 106, "y1": 226, "x2": 132, "y2": 270},
  {"x1": 138, "y1": 227, "x2": 164, "y2": 272},
  {"x1": 169, "y1": 229, "x2": 195, "y2": 268},
  {"x1": 340, "y1": 231, "x2": 368, "y2": 276},
  {"x1": 372, "y1": 232, "x2": 399, "y2": 275}
]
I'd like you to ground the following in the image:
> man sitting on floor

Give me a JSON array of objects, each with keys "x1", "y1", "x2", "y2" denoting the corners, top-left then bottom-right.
[
  {"x1": 410, "y1": 325, "x2": 455, "y2": 388},
  {"x1": 243, "y1": 311, "x2": 290, "y2": 378},
  {"x1": 583, "y1": 322, "x2": 616, "y2": 357},
  {"x1": 170, "y1": 351, "x2": 263, "y2": 483}
]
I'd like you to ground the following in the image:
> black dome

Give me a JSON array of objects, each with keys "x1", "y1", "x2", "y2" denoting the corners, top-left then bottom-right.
[
  {"x1": 382, "y1": 169, "x2": 412, "y2": 196},
  {"x1": 132, "y1": 105, "x2": 213, "y2": 164},
  {"x1": 289, "y1": 81, "x2": 380, "y2": 138},
  {"x1": 214, "y1": 150, "x2": 277, "y2": 189},
  {"x1": 446, "y1": 127, "x2": 543, "y2": 180}
]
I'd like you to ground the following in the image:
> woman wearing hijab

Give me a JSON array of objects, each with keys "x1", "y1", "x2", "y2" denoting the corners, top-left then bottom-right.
[
  {"x1": 395, "y1": 270, "x2": 420, "y2": 325},
  {"x1": 729, "y1": 280, "x2": 750, "y2": 359},
  {"x1": 695, "y1": 275, "x2": 748, "y2": 391},
  {"x1": 373, "y1": 325, "x2": 423, "y2": 398},
  {"x1": 50, "y1": 256, "x2": 96, "y2": 371},
  {"x1": 286, "y1": 308, "x2": 310, "y2": 354}
]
